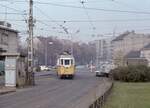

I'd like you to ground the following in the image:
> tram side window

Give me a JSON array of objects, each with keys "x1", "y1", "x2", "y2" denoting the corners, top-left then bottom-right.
[
  {"x1": 61, "y1": 59, "x2": 63, "y2": 65},
  {"x1": 71, "y1": 59, "x2": 73, "y2": 65},
  {"x1": 65, "y1": 59, "x2": 70, "y2": 65}
]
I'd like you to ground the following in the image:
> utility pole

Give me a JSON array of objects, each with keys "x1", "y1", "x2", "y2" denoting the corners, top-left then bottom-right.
[
  {"x1": 27, "y1": 0, "x2": 34, "y2": 85},
  {"x1": 96, "y1": 40, "x2": 100, "y2": 70}
]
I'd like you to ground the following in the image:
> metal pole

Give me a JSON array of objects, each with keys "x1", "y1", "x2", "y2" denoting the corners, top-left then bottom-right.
[
  {"x1": 96, "y1": 40, "x2": 99, "y2": 70},
  {"x1": 70, "y1": 34, "x2": 73, "y2": 55},
  {"x1": 45, "y1": 37, "x2": 48, "y2": 66},
  {"x1": 28, "y1": 0, "x2": 34, "y2": 85}
]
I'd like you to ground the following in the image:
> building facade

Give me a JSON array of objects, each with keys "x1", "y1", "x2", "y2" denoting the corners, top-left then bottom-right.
[
  {"x1": 95, "y1": 38, "x2": 113, "y2": 69},
  {"x1": 0, "y1": 21, "x2": 27, "y2": 87},
  {"x1": 0, "y1": 23, "x2": 18, "y2": 55},
  {"x1": 112, "y1": 31, "x2": 150, "y2": 66},
  {"x1": 140, "y1": 43, "x2": 150, "y2": 66}
]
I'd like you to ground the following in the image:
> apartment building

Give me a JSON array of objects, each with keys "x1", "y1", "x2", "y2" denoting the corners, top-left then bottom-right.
[
  {"x1": 0, "y1": 21, "x2": 18, "y2": 55},
  {"x1": 112, "y1": 31, "x2": 150, "y2": 66},
  {"x1": 0, "y1": 21, "x2": 27, "y2": 87}
]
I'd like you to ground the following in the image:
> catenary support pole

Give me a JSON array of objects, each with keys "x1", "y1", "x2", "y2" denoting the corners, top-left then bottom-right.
[{"x1": 27, "y1": 0, "x2": 34, "y2": 85}]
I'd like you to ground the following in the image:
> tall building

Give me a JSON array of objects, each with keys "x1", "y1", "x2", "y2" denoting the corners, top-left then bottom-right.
[{"x1": 95, "y1": 38, "x2": 112, "y2": 68}]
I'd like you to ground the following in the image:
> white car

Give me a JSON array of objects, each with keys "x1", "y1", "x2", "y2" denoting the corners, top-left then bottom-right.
[
  {"x1": 95, "y1": 62, "x2": 115, "y2": 77},
  {"x1": 40, "y1": 66, "x2": 50, "y2": 71},
  {"x1": 95, "y1": 66, "x2": 108, "y2": 77}
]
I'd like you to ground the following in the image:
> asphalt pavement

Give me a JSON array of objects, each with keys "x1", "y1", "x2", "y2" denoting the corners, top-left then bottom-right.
[
  {"x1": 0, "y1": 76, "x2": 4, "y2": 86},
  {"x1": 0, "y1": 67, "x2": 110, "y2": 108}
]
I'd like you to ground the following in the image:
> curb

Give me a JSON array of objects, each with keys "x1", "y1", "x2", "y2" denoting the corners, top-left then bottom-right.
[{"x1": 0, "y1": 87, "x2": 16, "y2": 95}]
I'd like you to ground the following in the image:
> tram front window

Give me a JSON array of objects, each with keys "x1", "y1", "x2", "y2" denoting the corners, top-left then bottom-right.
[{"x1": 65, "y1": 60, "x2": 70, "y2": 65}]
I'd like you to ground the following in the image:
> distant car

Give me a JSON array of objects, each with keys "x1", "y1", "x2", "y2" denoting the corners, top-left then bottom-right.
[
  {"x1": 95, "y1": 70, "x2": 101, "y2": 76},
  {"x1": 40, "y1": 65, "x2": 50, "y2": 71},
  {"x1": 95, "y1": 66, "x2": 108, "y2": 77},
  {"x1": 95, "y1": 62, "x2": 115, "y2": 77}
]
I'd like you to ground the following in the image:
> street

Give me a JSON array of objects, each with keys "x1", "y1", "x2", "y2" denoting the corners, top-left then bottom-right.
[{"x1": 0, "y1": 68, "x2": 109, "y2": 108}]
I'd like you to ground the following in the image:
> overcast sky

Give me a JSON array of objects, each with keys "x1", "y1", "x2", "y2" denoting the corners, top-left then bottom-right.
[{"x1": 1, "y1": 0, "x2": 150, "y2": 42}]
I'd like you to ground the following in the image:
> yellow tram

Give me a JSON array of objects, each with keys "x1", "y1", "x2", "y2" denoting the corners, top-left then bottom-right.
[{"x1": 57, "y1": 52, "x2": 75, "y2": 79}]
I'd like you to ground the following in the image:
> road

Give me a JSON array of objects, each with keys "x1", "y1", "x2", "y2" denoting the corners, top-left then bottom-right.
[
  {"x1": 0, "y1": 76, "x2": 4, "y2": 86},
  {"x1": 0, "y1": 67, "x2": 109, "y2": 108}
]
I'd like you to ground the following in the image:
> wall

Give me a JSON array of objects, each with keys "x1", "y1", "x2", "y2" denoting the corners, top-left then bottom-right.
[
  {"x1": 16, "y1": 56, "x2": 26, "y2": 87},
  {"x1": 141, "y1": 49, "x2": 150, "y2": 66},
  {"x1": 7, "y1": 32, "x2": 18, "y2": 53},
  {"x1": 0, "y1": 27, "x2": 18, "y2": 53}
]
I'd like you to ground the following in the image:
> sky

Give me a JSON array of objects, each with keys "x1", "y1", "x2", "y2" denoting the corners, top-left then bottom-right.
[{"x1": 1, "y1": 0, "x2": 150, "y2": 42}]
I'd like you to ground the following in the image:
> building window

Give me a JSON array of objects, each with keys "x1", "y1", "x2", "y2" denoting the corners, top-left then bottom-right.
[
  {"x1": 140, "y1": 51, "x2": 144, "y2": 58},
  {"x1": 1, "y1": 32, "x2": 8, "y2": 45}
]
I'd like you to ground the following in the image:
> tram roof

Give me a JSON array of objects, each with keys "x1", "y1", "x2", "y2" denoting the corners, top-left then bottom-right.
[{"x1": 59, "y1": 54, "x2": 74, "y2": 59}]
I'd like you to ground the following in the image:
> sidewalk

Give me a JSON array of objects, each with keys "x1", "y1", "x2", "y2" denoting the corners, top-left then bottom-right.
[{"x1": 0, "y1": 86, "x2": 16, "y2": 95}]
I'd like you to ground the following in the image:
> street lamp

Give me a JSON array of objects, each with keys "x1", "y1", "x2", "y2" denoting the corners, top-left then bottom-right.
[
  {"x1": 49, "y1": 42, "x2": 53, "y2": 65},
  {"x1": 45, "y1": 39, "x2": 53, "y2": 66},
  {"x1": 70, "y1": 29, "x2": 80, "y2": 55}
]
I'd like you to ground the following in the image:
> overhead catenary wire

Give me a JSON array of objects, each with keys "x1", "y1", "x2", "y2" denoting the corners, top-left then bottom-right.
[
  {"x1": 37, "y1": 20, "x2": 63, "y2": 30},
  {"x1": 0, "y1": 0, "x2": 78, "y2": 4},
  {"x1": 2, "y1": 18, "x2": 150, "y2": 23},
  {"x1": 0, "y1": 3, "x2": 27, "y2": 13},
  {"x1": 36, "y1": 18, "x2": 150, "y2": 23},
  {"x1": 0, "y1": 12, "x2": 26, "y2": 15},
  {"x1": 1, "y1": 0, "x2": 150, "y2": 41},
  {"x1": 80, "y1": 0, "x2": 95, "y2": 30},
  {"x1": 0, "y1": 3, "x2": 28, "y2": 24},
  {"x1": 1, "y1": 0, "x2": 141, "y2": 13},
  {"x1": 0, "y1": 1, "x2": 29, "y2": 41},
  {"x1": 34, "y1": 1, "x2": 150, "y2": 15},
  {"x1": 0, "y1": 8, "x2": 28, "y2": 36},
  {"x1": 34, "y1": 5, "x2": 59, "y2": 26},
  {"x1": 110, "y1": 0, "x2": 141, "y2": 11},
  {"x1": 34, "y1": 5, "x2": 69, "y2": 34}
]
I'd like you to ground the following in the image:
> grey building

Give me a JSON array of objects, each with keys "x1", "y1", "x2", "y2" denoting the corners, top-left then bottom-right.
[
  {"x1": 95, "y1": 38, "x2": 113, "y2": 69},
  {"x1": 112, "y1": 31, "x2": 150, "y2": 66},
  {"x1": 0, "y1": 21, "x2": 27, "y2": 87},
  {"x1": 124, "y1": 51, "x2": 148, "y2": 66},
  {"x1": 0, "y1": 22, "x2": 18, "y2": 55}
]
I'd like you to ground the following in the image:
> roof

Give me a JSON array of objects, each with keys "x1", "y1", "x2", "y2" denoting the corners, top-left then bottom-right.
[
  {"x1": 112, "y1": 31, "x2": 131, "y2": 41},
  {"x1": 125, "y1": 51, "x2": 141, "y2": 58},
  {"x1": 59, "y1": 55, "x2": 74, "y2": 59},
  {"x1": 0, "y1": 25, "x2": 18, "y2": 33},
  {"x1": 112, "y1": 31, "x2": 138, "y2": 42}
]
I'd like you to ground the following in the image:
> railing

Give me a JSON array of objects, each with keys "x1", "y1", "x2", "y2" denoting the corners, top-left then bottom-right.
[
  {"x1": 66, "y1": 78, "x2": 113, "y2": 108},
  {"x1": 89, "y1": 81, "x2": 113, "y2": 108}
]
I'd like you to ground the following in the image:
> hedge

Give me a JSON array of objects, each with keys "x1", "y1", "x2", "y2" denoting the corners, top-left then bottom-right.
[{"x1": 110, "y1": 65, "x2": 150, "y2": 82}]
